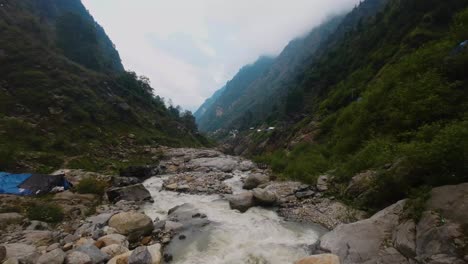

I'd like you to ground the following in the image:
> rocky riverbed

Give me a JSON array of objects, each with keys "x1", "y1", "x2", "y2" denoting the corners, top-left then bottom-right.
[{"x1": 1, "y1": 147, "x2": 467, "y2": 264}]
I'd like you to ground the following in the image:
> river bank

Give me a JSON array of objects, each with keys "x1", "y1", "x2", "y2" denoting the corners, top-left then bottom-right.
[{"x1": 1, "y1": 147, "x2": 467, "y2": 264}]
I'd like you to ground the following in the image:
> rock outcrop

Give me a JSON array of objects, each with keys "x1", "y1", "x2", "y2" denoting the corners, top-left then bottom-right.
[
  {"x1": 106, "y1": 184, "x2": 153, "y2": 203},
  {"x1": 108, "y1": 212, "x2": 154, "y2": 242}
]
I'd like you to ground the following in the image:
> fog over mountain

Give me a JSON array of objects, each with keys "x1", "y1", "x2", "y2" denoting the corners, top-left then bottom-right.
[{"x1": 82, "y1": 0, "x2": 361, "y2": 111}]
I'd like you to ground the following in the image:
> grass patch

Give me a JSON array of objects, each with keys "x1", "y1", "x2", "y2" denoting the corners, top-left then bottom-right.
[
  {"x1": 74, "y1": 177, "x2": 107, "y2": 195},
  {"x1": 27, "y1": 203, "x2": 64, "y2": 223}
]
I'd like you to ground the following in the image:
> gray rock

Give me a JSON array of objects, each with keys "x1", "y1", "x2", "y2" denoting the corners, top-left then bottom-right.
[
  {"x1": 3, "y1": 243, "x2": 39, "y2": 264},
  {"x1": 345, "y1": 170, "x2": 376, "y2": 197},
  {"x1": 0, "y1": 213, "x2": 24, "y2": 227},
  {"x1": 21, "y1": 230, "x2": 54, "y2": 247},
  {"x1": 46, "y1": 243, "x2": 60, "y2": 252},
  {"x1": 188, "y1": 157, "x2": 239, "y2": 172},
  {"x1": 320, "y1": 200, "x2": 406, "y2": 263},
  {"x1": 86, "y1": 213, "x2": 114, "y2": 227},
  {"x1": 227, "y1": 192, "x2": 255, "y2": 213},
  {"x1": 106, "y1": 184, "x2": 153, "y2": 203},
  {"x1": 97, "y1": 234, "x2": 129, "y2": 248},
  {"x1": 64, "y1": 234, "x2": 80, "y2": 244},
  {"x1": 26, "y1": 221, "x2": 49, "y2": 231},
  {"x1": 75, "y1": 244, "x2": 109, "y2": 264},
  {"x1": 120, "y1": 165, "x2": 162, "y2": 179},
  {"x1": 0, "y1": 245, "x2": 6, "y2": 262},
  {"x1": 239, "y1": 160, "x2": 256, "y2": 171},
  {"x1": 65, "y1": 251, "x2": 92, "y2": 264},
  {"x1": 243, "y1": 173, "x2": 269, "y2": 190},
  {"x1": 392, "y1": 220, "x2": 416, "y2": 258},
  {"x1": 108, "y1": 212, "x2": 154, "y2": 242},
  {"x1": 252, "y1": 188, "x2": 277, "y2": 206},
  {"x1": 2, "y1": 258, "x2": 19, "y2": 264},
  {"x1": 100, "y1": 244, "x2": 129, "y2": 258},
  {"x1": 362, "y1": 247, "x2": 410, "y2": 264},
  {"x1": 37, "y1": 248, "x2": 65, "y2": 264},
  {"x1": 316, "y1": 175, "x2": 330, "y2": 192},
  {"x1": 129, "y1": 246, "x2": 152, "y2": 264},
  {"x1": 112, "y1": 176, "x2": 141, "y2": 187},
  {"x1": 295, "y1": 190, "x2": 315, "y2": 199},
  {"x1": 164, "y1": 221, "x2": 183, "y2": 233},
  {"x1": 147, "y1": 244, "x2": 161, "y2": 264}
]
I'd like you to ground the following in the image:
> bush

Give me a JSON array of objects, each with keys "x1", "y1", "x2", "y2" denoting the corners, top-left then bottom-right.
[
  {"x1": 404, "y1": 186, "x2": 431, "y2": 222},
  {"x1": 75, "y1": 177, "x2": 107, "y2": 195},
  {"x1": 27, "y1": 203, "x2": 64, "y2": 223}
]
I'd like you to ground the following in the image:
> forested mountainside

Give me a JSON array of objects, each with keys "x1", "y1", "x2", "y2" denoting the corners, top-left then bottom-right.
[
  {"x1": 200, "y1": 0, "x2": 468, "y2": 211},
  {"x1": 196, "y1": 16, "x2": 347, "y2": 133},
  {"x1": 0, "y1": 0, "x2": 207, "y2": 173},
  {"x1": 193, "y1": 85, "x2": 226, "y2": 121}
]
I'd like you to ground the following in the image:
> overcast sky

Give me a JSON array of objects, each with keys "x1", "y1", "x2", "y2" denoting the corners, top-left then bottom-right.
[{"x1": 82, "y1": 0, "x2": 360, "y2": 111}]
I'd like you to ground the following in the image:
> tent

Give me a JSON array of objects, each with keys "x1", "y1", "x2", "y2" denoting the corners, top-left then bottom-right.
[{"x1": 0, "y1": 172, "x2": 71, "y2": 195}]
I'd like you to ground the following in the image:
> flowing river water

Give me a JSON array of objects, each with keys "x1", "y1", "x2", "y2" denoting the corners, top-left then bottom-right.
[{"x1": 143, "y1": 172, "x2": 327, "y2": 264}]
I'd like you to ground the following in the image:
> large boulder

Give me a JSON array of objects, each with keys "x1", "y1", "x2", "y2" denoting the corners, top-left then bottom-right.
[
  {"x1": 65, "y1": 251, "x2": 92, "y2": 264},
  {"x1": 108, "y1": 212, "x2": 154, "y2": 242},
  {"x1": 320, "y1": 200, "x2": 406, "y2": 263},
  {"x1": 37, "y1": 249, "x2": 65, "y2": 264},
  {"x1": 20, "y1": 230, "x2": 54, "y2": 247},
  {"x1": 227, "y1": 192, "x2": 255, "y2": 213},
  {"x1": 147, "y1": 244, "x2": 162, "y2": 264},
  {"x1": 252, "y1": 188, "x2": 277, "y2": 206},
  {"x1": 243, "y1": 173, "x2": 269, "y2": 190},
  {"x1": 74, "y1": 244, "x2": 109, "y2": 264},
  {"x1": 3, "y1": 243, "x2": 39, "y2": 264},
  {"x1": 112, "y1": 177, "x2": 141, "y2": 187},
  {"x1": 415, "y1": 183, "x2": 468, "y2": 263},
  {"x1": 128, "y1": 246, "x2": 152, "y2": 264},
  {"x1": 294, "y1": 254, "x2": 340, "y2": 264},
  {"x1": 106, "y1": 184, "x2": 153, "y2": 203},
  {"x1": 120, "y1": 165, "x2": 161, "y2": 179},
  {"x1": 0, "y1": 213, "x2": 24, "y2": 228},
  {"x1": 187, "y1": 157, "x2": 239, "y2": 172},
  {"x1": 0, "y1": 245, "x2": 6, "y2": 262},
  {"x1": 392, "y1": 220, "x2": 416, "y2": 258}
]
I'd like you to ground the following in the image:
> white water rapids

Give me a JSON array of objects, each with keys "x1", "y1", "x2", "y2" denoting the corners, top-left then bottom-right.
[{"x1": 143, "y1": 172, "x2": 326, "y2": 264}]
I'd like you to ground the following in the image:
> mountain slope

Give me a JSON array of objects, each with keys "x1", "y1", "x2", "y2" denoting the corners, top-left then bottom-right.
[
  {"x1": 239, "y1": 0, "x2": 468, "y2": 210},
  {"x1": 0, "y1": 0, "x2": 206, "y2": 173},
  {"x1": 196, "y1": 56, "x2": 275, "y2": 132}
]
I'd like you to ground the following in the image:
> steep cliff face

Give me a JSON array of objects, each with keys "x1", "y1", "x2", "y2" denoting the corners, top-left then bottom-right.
[{"x1": 0, "y1": 0, "x2": 206, "y2": 172}]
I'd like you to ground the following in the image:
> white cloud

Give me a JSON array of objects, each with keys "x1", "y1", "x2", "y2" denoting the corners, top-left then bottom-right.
[{"x1": 82, "y1": 0, "x2": 360, "y2": 111}]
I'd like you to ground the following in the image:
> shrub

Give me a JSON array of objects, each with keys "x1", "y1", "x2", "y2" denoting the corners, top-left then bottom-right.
[
  {"x1": 27, "y1": 203, "x2": 64, "y2": 223},
  {"x1": 75, "y1": 177, "x2": 107, "y2": 195},
  {"x1": 404, "y1": 186, "x2": 431, "y2": 222}
]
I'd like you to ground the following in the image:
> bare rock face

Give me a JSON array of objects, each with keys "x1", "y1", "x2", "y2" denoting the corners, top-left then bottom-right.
[
  {"x1": 415, "y1": 183, "x2": 468, "y2": 264},
  {"x1": 227, "y1": 192, "x2": 255, "y2": 213},
  {"x1": 0, "y1": 245, "x2": 6, "y2": 262},
  {"x1": 392, "y1": 220, "x2": 416, "y2": 258},
  {"x1": 294, "y1": 254, "x2": 341, "y2": 264},
  {"x1": 320, "y1": 200, "x2": 406, "y2": 263}
]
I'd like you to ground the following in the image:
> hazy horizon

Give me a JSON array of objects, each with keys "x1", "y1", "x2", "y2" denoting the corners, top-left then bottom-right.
[{"x1": 82, "y1": 0, "x2": 360, "y2": 111}]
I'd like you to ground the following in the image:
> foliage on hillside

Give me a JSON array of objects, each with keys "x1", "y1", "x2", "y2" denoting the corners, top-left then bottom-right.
[
  {"x1": 252, "y1": 0, "x2": 468, "y2": 211},
  {"x1": 0, "y1": 0, "x2": 207, "y2": 173}
]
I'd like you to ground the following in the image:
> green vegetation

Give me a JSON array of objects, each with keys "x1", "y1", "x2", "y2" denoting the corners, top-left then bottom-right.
[
  {"x1": 404, "y1": 186, "x2": 431, "y2": 222},
  {"x1": 27, "y1": 203, "x2": 64, "y2": 223},
  {"x1": 252, "y1": 0, "x2": 468, "y2": 211},
  {"x1": 74, "y1": 177, "x2": 108, "y2": 195},
  {"x1": 0, "y1": 0, "x2": 207, "y2": 173}
]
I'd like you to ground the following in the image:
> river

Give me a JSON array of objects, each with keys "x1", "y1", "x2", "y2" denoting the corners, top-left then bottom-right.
[{"x1": 143, "y1": 171, "x2": 326, "y2": 264}]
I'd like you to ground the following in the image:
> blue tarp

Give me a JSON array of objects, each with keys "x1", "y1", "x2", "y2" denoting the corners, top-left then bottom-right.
[{"x1": 0, "y1": 172, "x2": 33, "y2": 195}]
